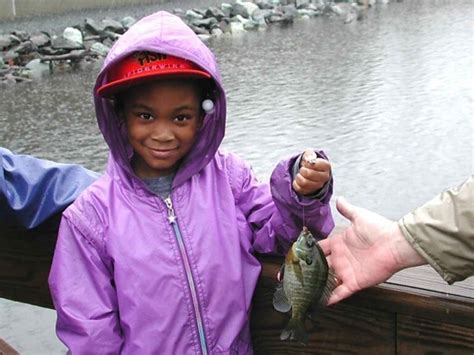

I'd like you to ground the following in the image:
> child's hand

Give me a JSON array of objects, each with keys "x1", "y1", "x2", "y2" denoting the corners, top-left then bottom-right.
[{"x1": 292, "y1": 148, "x2": 331, "y2": 196}]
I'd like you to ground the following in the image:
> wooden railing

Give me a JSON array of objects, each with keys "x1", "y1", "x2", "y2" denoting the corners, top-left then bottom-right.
[{"x1": 1, "y1": 214, "x2": 473, "y2": 354}]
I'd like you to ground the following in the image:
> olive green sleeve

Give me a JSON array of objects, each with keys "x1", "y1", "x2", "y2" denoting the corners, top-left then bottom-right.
[{"x1": 398, "y1": 176, "x2": 474, "y2": 284}]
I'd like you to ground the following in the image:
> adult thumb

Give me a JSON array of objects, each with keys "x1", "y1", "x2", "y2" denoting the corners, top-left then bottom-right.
[{"x1": 336, "y1": 196, "x2": 357, "y2": 222}]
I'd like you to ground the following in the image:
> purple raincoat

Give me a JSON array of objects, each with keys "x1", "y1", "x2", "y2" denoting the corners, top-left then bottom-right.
[{"x1": 48, "y1": 11, "x2": 334, "y2": 354}]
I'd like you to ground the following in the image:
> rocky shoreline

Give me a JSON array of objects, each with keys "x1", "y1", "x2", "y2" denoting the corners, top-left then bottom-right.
[{"x1": 0, "y1": 0, "x2": 393, "y2": 85}]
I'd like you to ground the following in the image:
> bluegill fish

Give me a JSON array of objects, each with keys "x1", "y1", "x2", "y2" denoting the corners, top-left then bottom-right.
[{"x1": 273, "y1": 226, "x2": 335, "y2": 345}]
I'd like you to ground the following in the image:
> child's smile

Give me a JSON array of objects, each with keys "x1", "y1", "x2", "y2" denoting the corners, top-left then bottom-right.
[{"x1": 121, "y1": 78, "x2": 202, "y2": 178}]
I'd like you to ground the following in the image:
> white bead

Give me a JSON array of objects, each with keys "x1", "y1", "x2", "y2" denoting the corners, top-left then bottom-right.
[{"x1": 202, "y1": 99, "x2": 215, "y2": 113}]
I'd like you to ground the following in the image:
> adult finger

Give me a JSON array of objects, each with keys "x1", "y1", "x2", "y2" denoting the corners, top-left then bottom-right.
[
  {"x1": 327, "y1": 284, "x2": 352, "y2": 306},
  {"x1": 318, "y1": 238, "x2": 331, "y2": 257},
  {"x1": 336, "y1": 196, "x2": 357, "y2": 222}
]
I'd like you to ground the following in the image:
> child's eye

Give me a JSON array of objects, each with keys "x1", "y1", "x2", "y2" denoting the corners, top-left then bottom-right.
[
  {"x1": 174, "y1": 115, "x2": 192, "y2": 123},
  {"x1": 138, "y1": 113, "x2": 154, "y2": 121}
]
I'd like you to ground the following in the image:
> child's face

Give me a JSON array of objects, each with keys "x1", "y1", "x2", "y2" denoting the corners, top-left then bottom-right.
[{"x1": 120, "y1": 78, "x2": 202, "y2": 178}]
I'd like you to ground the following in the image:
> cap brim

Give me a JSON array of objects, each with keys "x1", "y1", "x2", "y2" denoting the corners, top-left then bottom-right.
[{"x1": 97, "y1": 69, "x2": 212, "y2": 98}]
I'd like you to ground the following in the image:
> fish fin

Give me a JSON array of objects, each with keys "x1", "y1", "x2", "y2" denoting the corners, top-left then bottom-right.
[
  {"x1": 277, "y1": 263, "x2": 285, "y2": 282},
  {"x1": 280, "y1": 318, "x2": 309, "y2": 345},
  {"x1": 273, "y1": 283, "x2": 291, "y2": 313},
  {"x1": 319, "y1": 268, "x2": 338, "y2": 306}
]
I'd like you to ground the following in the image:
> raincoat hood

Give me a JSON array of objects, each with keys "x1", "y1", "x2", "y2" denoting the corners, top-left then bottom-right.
[{"x1": 94, "y1": 11, "x2": 226, "y2": 188}]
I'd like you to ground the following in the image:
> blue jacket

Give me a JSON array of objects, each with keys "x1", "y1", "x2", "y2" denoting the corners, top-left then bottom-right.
[{"x1": 0, "y1": 147, "x2": 98, "y2": 228}]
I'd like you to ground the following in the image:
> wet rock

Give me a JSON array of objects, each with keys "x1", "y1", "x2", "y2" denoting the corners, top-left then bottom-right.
[
  {"x1": 197, "y1": 34, "x2": 212, "y2": 41},
  {"x1": 102, "y1": 38, "x2": 115, "y2": 48},
  {"x1": 30, "y1": 32, "x2": 51, "y2": 47},
  {"x1": 243, "y1": 20, "x2": 260, "y2": 30},
  {"x1": 51, "y1": 36, "x2": 84, "y2": 50},
  {"x1": 11, "y1": 40, "x2": 37, "y2": 55},
  {"x1": 252, "y1": 8, "x2": 271, "y2": 22},
  {"x1": 25, "y1": 58, "x2": 50, "y2": 78},
  {"x1": 38, "y1": 46, "x2": 63, "y2": 56},
  {"x1": 0, "y1": 35, "x2": 11, "y2": 49},
  {"x1": 102, "y1": 30, "x2": 121, "y2": 41},
  {"x1": 282, "y1": 4, "x2": 300, "y2": 19},
  {"x1": 63, "y1": 27, "x2": 83, "y2": 46},
  {"x1": 90, "y1": 42, "x2": 110, "y2": 57},
  {"x1": 102, "y1": 18, "x2": 125, "y2": 34},
  {"x1": 191, "y1": 8, "x2": 208, "y2": 17},
  {"x1": 186, "y1": 10, "x2": 204, "y2": 21},
  {"x1": 218, "y1": 19, "x2": 232, "y2": 34},
  {"x1": 0, "y1": 0, "x2": 394, "y2": 85},
  {"x1": 188, "y1": 24, "x2": 210, "y2": 35},
  {"x1": 206, "y1": 7, "x2": 226, "y2": 21},
  {"x1": 3, "y1": 51, "x2": 19, "y2": 65},
  {"x1": 2, "y1": 73, "x2": 18, "y2": 85},
  {"x1": 231, "y1": 1, "x2": 251, "y2": 18},
  {"x1": 230, "y1": 21, "x2": 245, "y2": 33},
  {"x1": 211, "y1": 27, "x2": 224, "y2": 36},
  {"x1": 255, "y1": 0, "x2": 275, "y2": 10},
  {"x1": 240, "y1": 1, "x2": 260, "y2": 18},
  {"x1": 296, "y1": 0, "x2": 310, "y2": 9},
  {"x1": 120, "y1": 16, "x2": 137, "y2": 30},
  {"x1": 11, "y1": 31, "x2": 29, "y2": 42},
  {"x1": 192, "y1": 17, "x2": 219, "y2": 30},
  {"x1": 298, "y1": 8, "x2": 320, "y2": 17},
  {"x1": 221, "y1": 3, "x2": 233, "y2": 17},
  {"x1": 328, "y1": 3, "x2": 364, "y2": 23},
  {"x1": 328, "y1": 3, "x2": 347, "y2": 16},
  {"x1": 231, "y1": 14, "x2": 259, "y2": 30},
  {"x1": 84, "y1": 18, "x2": 105, "y2": 35},
  {"x1": 313, "y1": 0, "x2": 328, "y2": 11}
]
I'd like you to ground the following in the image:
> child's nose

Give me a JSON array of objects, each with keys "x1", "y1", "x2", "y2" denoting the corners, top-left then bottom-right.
[{"x1": 150, "y1": 121, "x2": 174, "y2": 141}]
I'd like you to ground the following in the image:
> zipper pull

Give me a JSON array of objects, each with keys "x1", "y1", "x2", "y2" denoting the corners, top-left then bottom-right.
[{"x1": 164, "y1": 197, "x2": 177, "y2": 224}]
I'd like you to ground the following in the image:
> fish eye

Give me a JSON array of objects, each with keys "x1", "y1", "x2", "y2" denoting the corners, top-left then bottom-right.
[
  {"x1": 306, "y1": 239, "x2": 314, "y2": 247},
  {"x1": 305, "y1": 257, "x2": 313, "y2": 265}
]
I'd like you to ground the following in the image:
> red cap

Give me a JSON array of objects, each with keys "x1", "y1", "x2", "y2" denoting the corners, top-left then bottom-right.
[{"x1": 97, "y1": 51, "x2": 212, "y2": 97}]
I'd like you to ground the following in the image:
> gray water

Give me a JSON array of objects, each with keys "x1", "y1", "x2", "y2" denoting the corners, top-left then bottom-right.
[
  {"x1": 1, "y1": 1, "x2": 473, "y2": 221},
  {"x1": 0, "y1": 1, "x2": 473, "y2": 353}
]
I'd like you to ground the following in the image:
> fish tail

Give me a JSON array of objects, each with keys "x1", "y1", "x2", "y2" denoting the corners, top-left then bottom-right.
[{"x1": 280, "y1": 318, "x2": 309, "y2": 345}]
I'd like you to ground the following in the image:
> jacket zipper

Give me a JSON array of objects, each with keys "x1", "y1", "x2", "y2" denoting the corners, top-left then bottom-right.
[{"x1": 164, "y1": 196, "x2": 208, "y2": 355}]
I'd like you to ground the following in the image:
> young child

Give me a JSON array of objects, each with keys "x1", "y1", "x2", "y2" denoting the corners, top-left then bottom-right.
[{"x1": 48, "y1": 11, "x2": 334, "y2": 354}]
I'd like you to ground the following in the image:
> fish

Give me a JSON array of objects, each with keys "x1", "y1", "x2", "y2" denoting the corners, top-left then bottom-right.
[{"x1": 272, "y1": 226, "x2": 336, "y2": 345}]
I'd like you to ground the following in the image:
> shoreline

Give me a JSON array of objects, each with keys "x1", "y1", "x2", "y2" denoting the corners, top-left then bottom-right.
[{"x1": 0, "y1": 0, "x2": 392, "y2": 85}]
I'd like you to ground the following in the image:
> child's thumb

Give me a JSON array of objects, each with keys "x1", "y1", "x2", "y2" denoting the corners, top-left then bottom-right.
[{"x1": 336, "y1": 196, "x2": 357, "y2": 222}]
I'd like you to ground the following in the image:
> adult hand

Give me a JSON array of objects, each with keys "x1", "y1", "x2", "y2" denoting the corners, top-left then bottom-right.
[
  {"x1": 319, "y1": 197, "x2": 425, "y2": 305},
  {"x1": 292, "y1": 148, "x2": 331, "y2": 196}
]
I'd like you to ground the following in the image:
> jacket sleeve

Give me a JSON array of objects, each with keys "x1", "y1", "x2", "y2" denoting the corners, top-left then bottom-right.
[
  {"x1": 0, "y1": 147, "x2": 98, "y2": 228},
  {"x1": 48, "y1": 209, "x2": 123, "y2": 354},
  {"x1": 231, "y1": 151, "x2": 334, "y2": 255},
  {"x1": 398, "y1": 176, "x2": 474, "y2": 284}
]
